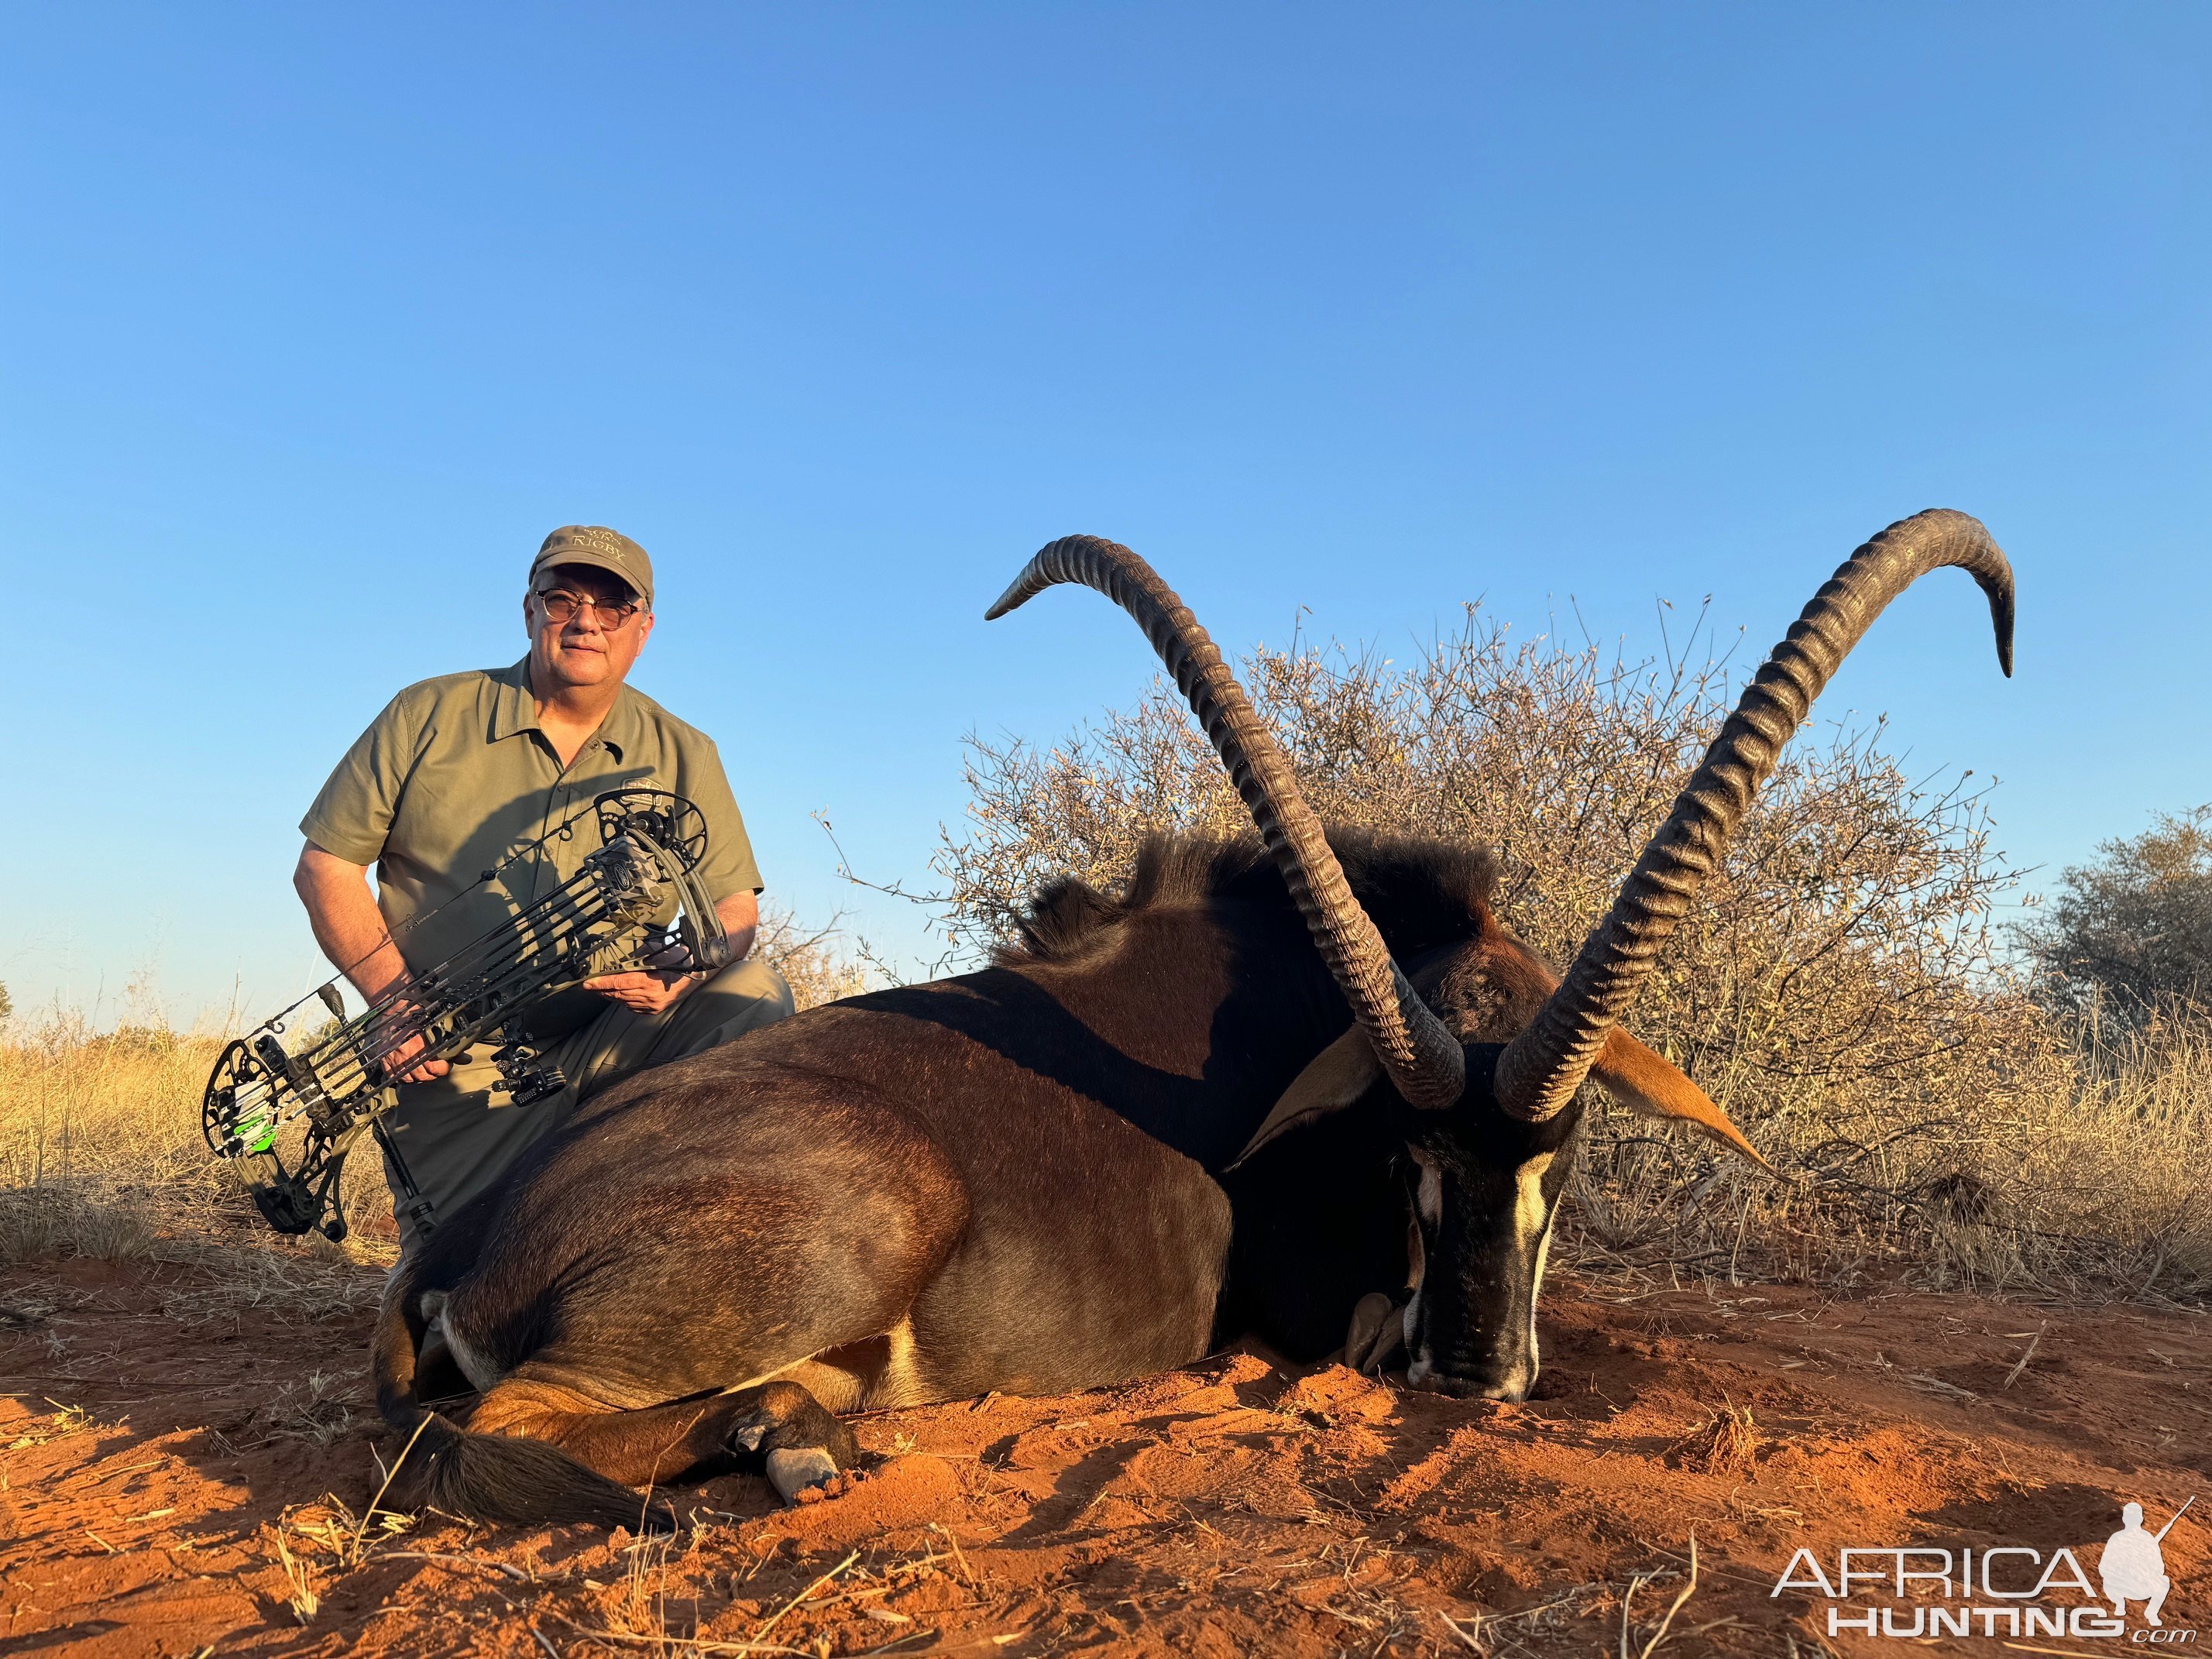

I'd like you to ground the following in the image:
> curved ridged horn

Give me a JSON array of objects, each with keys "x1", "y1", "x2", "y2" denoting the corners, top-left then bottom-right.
[
  {"x1": 988, "y1": 536, "x2": 1466, "y2": 1110},
  {"x1": 1494, "y1": 508, "x2": 2015, "y2": 1121}
]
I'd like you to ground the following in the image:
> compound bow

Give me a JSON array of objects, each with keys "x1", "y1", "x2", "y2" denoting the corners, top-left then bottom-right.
[{"x1": 202, "y1": 788, "x2": 730, "y2": 1242}]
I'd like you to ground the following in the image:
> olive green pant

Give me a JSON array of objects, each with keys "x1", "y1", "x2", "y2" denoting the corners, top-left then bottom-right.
[{"x1": 378, "y1": 956, "x2": 795, "y2": 1255}]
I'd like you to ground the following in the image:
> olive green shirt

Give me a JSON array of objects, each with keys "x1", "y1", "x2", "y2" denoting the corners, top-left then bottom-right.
[{"x1": 302, "y1": 660, "x2": 762, "y2": 1021}]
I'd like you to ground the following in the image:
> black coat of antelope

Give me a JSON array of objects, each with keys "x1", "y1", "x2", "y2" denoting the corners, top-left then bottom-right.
[{"x1": 375, "y1": 510, "x2": 2014, "y2": 1529}]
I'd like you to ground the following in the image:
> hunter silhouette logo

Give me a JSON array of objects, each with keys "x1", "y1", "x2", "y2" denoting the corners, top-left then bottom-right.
[
  {"x1": 1772, "y1": 1494, "x2": 2197, "y2": 1642},
  {"x1": 2103, "y1": 1498, "x2": 2191, "y2": 1627}
]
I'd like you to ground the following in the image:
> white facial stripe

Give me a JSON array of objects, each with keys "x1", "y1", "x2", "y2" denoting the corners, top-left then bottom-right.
[
  {"x1": 1404, "y1": 1150, "x2": 1442, "y2": 1379},
  {"x1": 1513, "y1": 1151, "x2": 1556, "y2": 1249},
  {"x1": 1528, "y1": 1211, "x2": 1556, "y2": 1365},
  {"x1": 1404, "y1": 1149, "x2": 1435, "y2": 1290},
  {"x1": 1403, "y1": 1287, "x2": 1431, "y2": 1384},
  {"x1": 1519, "y1": 1153, "x2": 1559, "y2": 1382}
]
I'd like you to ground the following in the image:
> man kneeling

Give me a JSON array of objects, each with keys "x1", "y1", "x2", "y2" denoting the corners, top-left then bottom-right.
[{"x1": 294, "y1": 525, "x2": 791, "y2": 1254}]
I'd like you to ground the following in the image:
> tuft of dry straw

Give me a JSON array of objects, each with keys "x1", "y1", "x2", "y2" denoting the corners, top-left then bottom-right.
[
  {"x1": 1664, "y1": 1401, "x2": 1760, "y2": 1479},
  {"x1": 273, "y1": 1531, "x2": 320, "y2": 1623}
]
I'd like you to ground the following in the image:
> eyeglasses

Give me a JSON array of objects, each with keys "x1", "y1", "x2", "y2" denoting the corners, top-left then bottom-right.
[{"x1": 534, "y1": 588, "x2": 642, "y2": 629}]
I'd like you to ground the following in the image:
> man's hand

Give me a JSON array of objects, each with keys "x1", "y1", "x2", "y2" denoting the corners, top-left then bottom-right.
[
  {"x1": 585, "y1": 933, "x2": 703, "y2": 1015},
  {"x1": 584, "y1": 888, "x2": 757, "y2": 1017},
  {"x1": 369, "y1": 994, "x2": 452, "y2": 1083},
  {"x1": 582, "y1": 968, "x2": 702, "y2": 1015}
]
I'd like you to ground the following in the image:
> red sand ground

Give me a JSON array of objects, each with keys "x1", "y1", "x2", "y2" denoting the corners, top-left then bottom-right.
[{"x1": 2, "y1": 1249, "x2": 2205, "y2": 1657}]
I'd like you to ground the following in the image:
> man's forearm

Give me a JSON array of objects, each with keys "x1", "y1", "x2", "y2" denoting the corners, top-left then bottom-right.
[
  {"x1": 294, "y1": 842, "x2": 450, "y2": 1082},
  {"x1": 294, "y1": 843, "x2": 411, "y2": 999},
  {"x1": 714, "y1": 889, "x2": 759, "y2": 965}
]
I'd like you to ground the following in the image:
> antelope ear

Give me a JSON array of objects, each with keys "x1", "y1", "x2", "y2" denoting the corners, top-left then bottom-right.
[
  {"x1": 1228, "y1": 1027, "x2": 1381, "y2": 1170},
  {"x1": 1590, "y1": 1028, "x2": 1774, "y2": 1171}
]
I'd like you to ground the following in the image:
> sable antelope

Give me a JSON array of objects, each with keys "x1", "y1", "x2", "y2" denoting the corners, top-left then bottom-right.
[{"x1": 373, "y1": 510, "x2": 2012, "y2": 1529}]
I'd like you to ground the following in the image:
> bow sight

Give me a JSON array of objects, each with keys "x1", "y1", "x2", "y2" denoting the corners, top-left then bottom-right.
[{"x1": 202, "y1": 788, "x2": 730, "y2": 1242}]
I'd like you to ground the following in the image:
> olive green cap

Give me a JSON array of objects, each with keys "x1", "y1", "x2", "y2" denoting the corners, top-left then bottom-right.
[{"x1": 530, "y1": 525, "x2": 654, "y2": 606}]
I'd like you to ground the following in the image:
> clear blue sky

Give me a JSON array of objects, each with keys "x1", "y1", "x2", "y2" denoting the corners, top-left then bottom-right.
[{"x1": 4, "y1": 4, "x2": 2207, "y2": 1025}]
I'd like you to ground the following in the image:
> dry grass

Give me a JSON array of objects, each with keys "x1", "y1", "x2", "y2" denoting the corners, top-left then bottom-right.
[
  {"x1": 4, "y1": 1398, "x2": 93, "y2": 1451},
  {"x1": 938, "y1": 611, "x2": 2212, "y2": 1304},
  {"x1": 242, "y1": 1368, "x2": 362, "y2": 1448},
  {"x1": 0, "y1": 1183, "x2": 163, "y2": 1265},
  {"x1": 0, "y1": 1017, "x2": 217, "y2": 1184},
  {"x1": 0, "y1": 1017, "x2": 263, "y2": 1266},
  {"x1": 0, "y1": 1010, "x2": 397, "y2": 1278},
  {"x1": 257, "y1": 1497, "x2": 963, "y2": 1654},
  {"x1": 1560, "y1": 1001, "x2": 2212, "y2": 1301}
]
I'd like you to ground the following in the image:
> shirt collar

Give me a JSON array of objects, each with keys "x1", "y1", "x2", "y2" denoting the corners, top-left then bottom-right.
[{"x1": 489, "y1": 658, "x2": 634, "y2": 761}]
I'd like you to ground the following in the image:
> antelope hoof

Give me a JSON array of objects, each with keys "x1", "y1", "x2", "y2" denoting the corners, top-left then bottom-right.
[
  {"x1": 1344, "y1": 1290, "x2": 1408, "y2": 1376},
  {"x1": 764, "y1": 1448, "x2": 842, "y2": 1498},
  {"x1": 1342, "y1": 1292, "x2": 1392, "y2": 1369},
  {"x1": 722, "y1": 1380, "x2": 860, "y2": 1504}
]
